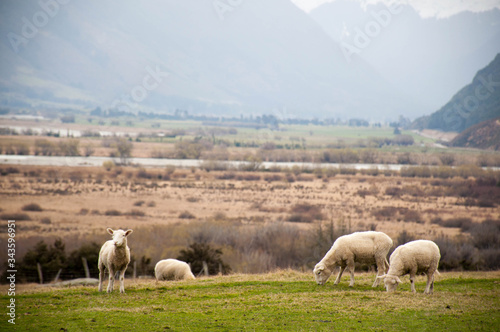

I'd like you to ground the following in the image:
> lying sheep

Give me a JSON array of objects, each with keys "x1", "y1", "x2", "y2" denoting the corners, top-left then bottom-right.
[
  {"x1": 98, "y1": 228, "x2": 133, "y2": 293},
  {"x1": 155, "y1": 259, "x2": 195, "y2": 281},
  {"x1": 378, "y1": 240, "x2": 440, "y2": 294},
  {"x1": 314, "y1": 231, "x2": 393, "y2": 287}
]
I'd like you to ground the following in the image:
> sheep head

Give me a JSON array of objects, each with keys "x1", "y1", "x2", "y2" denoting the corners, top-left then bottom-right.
[
  {"x1": 377, "y1": 274, "x2": 402, "y2": 292},
  {"x1": 313, "y1": 263, "x2": 332, "y2": 285},
  {"x1": 107, "y1": 228, "x2": 133, "y2": 248}
]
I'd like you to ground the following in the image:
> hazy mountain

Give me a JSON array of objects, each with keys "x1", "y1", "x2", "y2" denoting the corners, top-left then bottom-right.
[
  {"x1": 0, "y1": 0, "x2": 417, "y2": 121},
  {"x1": 309, "y1": 0, "x2": 500, "y2": 113},
  {"x1": 411, "y1": 54, "x2": 500, "y2": 132}
]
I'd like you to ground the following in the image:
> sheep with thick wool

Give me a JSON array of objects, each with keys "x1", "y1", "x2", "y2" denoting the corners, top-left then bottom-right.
[
  {"x1": 313, "y1": 231, "x2": 393, "y2": 287},
  {"x1": 155, "y1": 259, "x2": 195, "y2": 281},
  {"x1": 378, "y1": 240, "x2": 440, "y2": 294},
  {"x1": 98, "y1": 228, "x2": 133, "y2": 293}
]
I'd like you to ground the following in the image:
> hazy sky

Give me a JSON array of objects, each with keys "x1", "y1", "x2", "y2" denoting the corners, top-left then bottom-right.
[{"x1": 291, "y1": 0, "x2": 500, "y2": 17}]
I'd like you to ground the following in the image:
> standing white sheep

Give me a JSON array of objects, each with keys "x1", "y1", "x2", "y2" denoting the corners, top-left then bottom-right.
[
  {"x1": 98, "y1": 228, "x2": 133, "y2": 293},
  {"x1": 313, "y1": 231, "x2": 393, "y2": 287},
  {"x1": 378, "y1": 240, "x2": 440, "y2": 294},
  {"x1": 155, "y1": 259, "x2": 196, "y2": 281}
]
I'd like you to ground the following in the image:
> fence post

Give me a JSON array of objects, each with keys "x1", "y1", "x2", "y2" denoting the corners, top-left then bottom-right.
[
  {"x1": 203, "y1": 261, "x2": 209, "y2": 276},
  {"x1": 53, "y1": 269, "x2": 62, "y2": 283},
  {"x1": 37, "y1": 262, "x2": 43, "y2": 284},
  {"x1": 133, "y1": 261, "x2": 137, "y2": 280},
  {"x1": 82, "y1": 257, "x2": 90, "y2": 278}
]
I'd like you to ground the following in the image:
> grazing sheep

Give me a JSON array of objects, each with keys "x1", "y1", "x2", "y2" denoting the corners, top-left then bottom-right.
[
  {"x1": 313, "y1": 231, "x2": 393, "y2": 287},
  {"x1": 155, "y1": 259, "x2": 195, "y2": 281},
  {"x1": 98, "y1": 228, "x2": 133, "y2": 293},
  {"x1": 378, "y1": 240, "x2": 440, "y2": 294}
]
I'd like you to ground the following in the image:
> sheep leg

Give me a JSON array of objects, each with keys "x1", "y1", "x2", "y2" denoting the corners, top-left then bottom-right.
[
  {"x1": 347, "y1": 260, "x2": 355, "y2": 287},
  {"x1": 372, "y1": 258, "x2": 385, "y2": 287},
  {"x1": 334, "y1": 266, "x2": 346, "y2": 285},
  {"x1": 409, "y1": 272, "x2": 416, "y2": 293},
  {"x1": 98, "y1": 261, "x2": 105, "y2": 292},
  {"x1": 119, "y1": 270, "x2": 126, "y2": 293},
  {"x1": 425, "y1": 273, "x2": 434, "y2": 294},
  {"x1": 107, "y1": 268, "x2": 115, "y2": 293}
]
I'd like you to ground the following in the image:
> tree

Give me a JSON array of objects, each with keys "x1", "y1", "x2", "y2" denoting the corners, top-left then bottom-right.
[
  {"x1": 18, "y1": 239, "x2": 67, "y2": 283},
  {"x1": 113, "y1": 138, "x2": 133, "y2": 164},
  {"x1": 177, "y1": 243, "x2": 231, "y2": 276}
]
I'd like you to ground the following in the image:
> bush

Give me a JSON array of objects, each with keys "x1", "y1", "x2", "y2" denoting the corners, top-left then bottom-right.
[
  {"x1": 434, "y1": 237, "x2": 479, "y2": 271},
  {"x1": 179, "y1": 211, "x2": 196, "y2": 219},
  {"x1": 34, "y1": 139, "x2": 57, "y2": 156},
  {"x1": 22, "y1": 203, "x2": 43, "y2": 212},
  {"x1": 58, "y1": 140, "x2": 80, "y2": 156},
  {"x1": 177, "y1": 242, "x2": 231, "y2": 275},
  {"x1": 288, "y1": 203, "x2": 323, "y2": 223},
  {"x1": 104, "y1": 209, "x2": 122, "y2": 216},
  {"x1": 396, "y1": 230, "x2": 415, "y2": 246},
  {"x1": 468, "y1": 220, "x2": 500, "y2": 250},
  {"x1": 128, "y1": 209, "x2": 145, "y2": 217},
  {"x1": 0, "y1": 213, "x2": 31, "y2": 221}
]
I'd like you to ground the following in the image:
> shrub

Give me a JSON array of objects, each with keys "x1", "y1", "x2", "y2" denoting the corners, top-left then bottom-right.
[
  {"x1": 179, "y1": 211, "x2": 196, "y2": 219},
  {"x1": 22, "y1": 203, "x2": 43, "y2": 212},
  {"x1": 0, "y1": 213, "x2": 31, "y2": 221},
  {"x1": 102, "y1": 161, "x2": 115, "y2": 171},
  {"x1": 288, "y1": 203, "x2": 323, "y2": 223},
  {"x1": 128, "y1": 209, "x2": 145, "y2": 217},
  {"x1": 41, "y1": 217, "x2": 51, "y2": 224},
  {"x1": 401, "y1": 210, "x2": 423, "y2": 223},
  {"x1": 177, "y1": 242, "x2": 231, "y2": 275},
  {"x1": 34, "y1": 139, "x2": 57, "y2": 156},
  {"x1": 384, "y1": 186, "x2": 401, "y2": 197},
  {"x1": 396, "y1": 230, "x2": 415, "y2": 246},
  {"x1": 439, "y1": 217, "x2": 473, "y2": 231},
  {"x1": 439, "y1": 153, "x2": 455, "y2": 166},
  {"x1": 468, "y1": 220, "x2": 500, "y2": 250},
  {"x1": 58, "y1": 140, "x2": 80, "y2": 156},
  {"x1": 133, "y1": 200, "x2": 145, "y2": 207},
  {"x1": 104, "y1": 209, "x2": 122, "y2": 216},
  {"x1": 371, "y1": 206, "x2": 397, "y2": 220}
]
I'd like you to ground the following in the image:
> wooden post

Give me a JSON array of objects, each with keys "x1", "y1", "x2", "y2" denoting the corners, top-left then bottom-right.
[
  {"x1": 133, "y1": 261, "x2": 137, "y2": 280},
  {"x1": 53, "y1": 269, "x2": 62, "y2": 283},
  {"x1": 37, "y1": 263, "x2": 43, "y2": 284},
  {"x1": 203, "y1": 261, "x2": 209, "y2": 276},
  {"x1": 82, "y1": 257, "x2": 90, "y2": 278}
]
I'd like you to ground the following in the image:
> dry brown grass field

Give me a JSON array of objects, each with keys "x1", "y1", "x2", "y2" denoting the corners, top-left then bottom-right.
[{"x1": 1, "y1": 164, "x2": 499, "y2": 275}]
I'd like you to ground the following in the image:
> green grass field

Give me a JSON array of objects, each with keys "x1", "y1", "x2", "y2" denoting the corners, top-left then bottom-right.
[{"x1": 4, "y1": 271, "x2": 499, "y2": 331}]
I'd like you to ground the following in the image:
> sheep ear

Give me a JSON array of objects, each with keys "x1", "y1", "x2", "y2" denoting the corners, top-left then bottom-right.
[
  {"x1": 107, "y1": 228, "x2": 114, "y2": 235},
  {"x1": 125, "y1": 229, "x2": 133, "y2": 236},
  {"x1": 377, "y1": 274, "x2": 386, "y2": 279}
]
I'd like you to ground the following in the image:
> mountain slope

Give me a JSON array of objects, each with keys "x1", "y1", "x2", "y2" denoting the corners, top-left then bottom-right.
[
  {"x1": 0, "y1": 0, "x2": 412, "y2": 120},
  {"x1": 450, "y1": 117, "x2": 500, "y2": 150},
  {"x1": 412, "y1": 54, "x2": 500, "y2": 132}
]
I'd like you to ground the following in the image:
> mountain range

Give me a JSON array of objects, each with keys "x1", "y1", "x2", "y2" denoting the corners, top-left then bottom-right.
[
  {"x1": 411, "y1": 53, "x2": 500, "y2": 133},
  {"x1": 309, "y1": 0, "x2": 500, "y2": 113},
  {"x1": 1, "y1": 0, "x2": 499, "y2": 121}
]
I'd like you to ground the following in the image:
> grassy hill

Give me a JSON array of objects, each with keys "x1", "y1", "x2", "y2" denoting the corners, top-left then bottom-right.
[
  {"x1": 6, "y1": 270, "x2": 500, "y2": 331},
  {"x1": 412, "y1": 53, "x2": 500, "y2": 133},
  {"x1": 450, "y1": 117, "x2": 500, "y2": 150}
]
